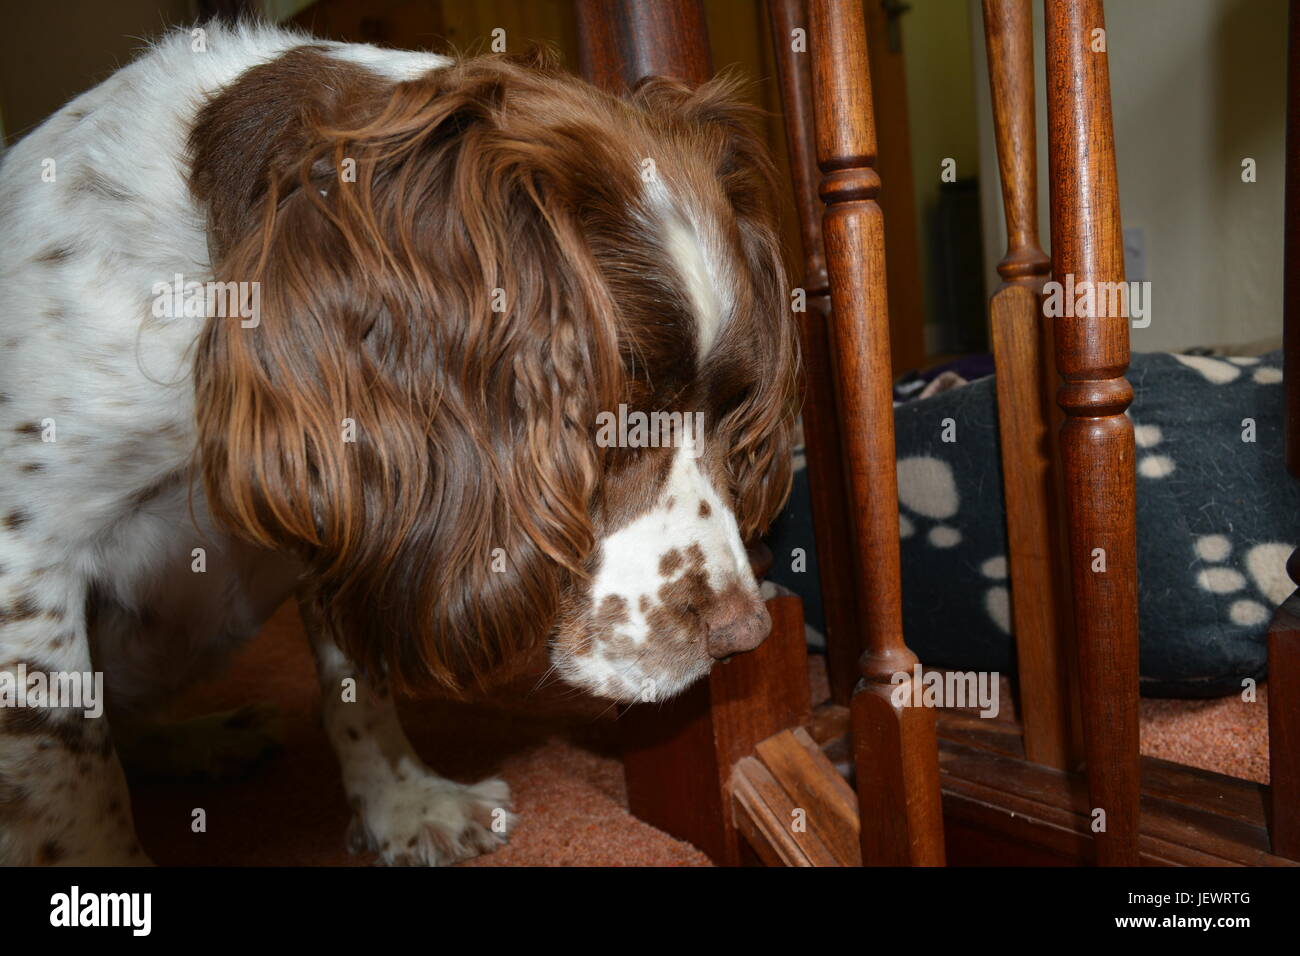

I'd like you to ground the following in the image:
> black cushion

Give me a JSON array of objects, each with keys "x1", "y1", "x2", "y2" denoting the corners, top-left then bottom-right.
[{"x1": 765, "y1": 350, "x2": 1295, "y2": 698}]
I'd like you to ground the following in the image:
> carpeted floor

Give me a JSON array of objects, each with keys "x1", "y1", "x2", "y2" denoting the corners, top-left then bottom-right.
[
  {"x1": 127, "y1": 602, "x2": 1269, "y2": 866},
  {"x1": 130, "y1": 602, "x2": 711, "y2": 866}
]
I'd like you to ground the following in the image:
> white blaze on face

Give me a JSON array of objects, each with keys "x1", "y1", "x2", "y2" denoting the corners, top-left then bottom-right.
[{"x1": 644, "y1": 178, "x2": 733, "y2": 359}]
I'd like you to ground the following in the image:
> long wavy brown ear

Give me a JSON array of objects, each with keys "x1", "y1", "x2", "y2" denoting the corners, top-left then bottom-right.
[
  {"x1": 190, "y1": 52, "x2": 622, "y2": 693},
  {"x1": 630, "y1": 74, "x2": 801, "y2": 541}
]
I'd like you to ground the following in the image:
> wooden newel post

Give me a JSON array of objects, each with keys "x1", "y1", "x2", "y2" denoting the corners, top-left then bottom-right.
[
  {"x1": 1044, "y1": 0, "x2": 1141, "y2": 866},
  {"x1": 808, "y1": 0, "x2": 945, "y2": 866}
]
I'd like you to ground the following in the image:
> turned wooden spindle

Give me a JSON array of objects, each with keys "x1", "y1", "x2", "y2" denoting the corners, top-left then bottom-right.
[
  {"x1": 808, "y1": 0, "x2": 945, "y2": 866},
  {"x1": 1268, "y1": 0, "x2": 1300, "y2": 862},
  {"x1": 982, "y1": 0, "x2": 1081, "y2": 771},
  {"x1": 986, "y1": 0, "x2": 1051, "y2": 289},
  {"x1": 768, "y1": 0, "x2": 863, "y2": 706},
  {"x1": 574, "y1": 0, "x2": 712, "y2": 90},
  {"x1": 1044, "y1": 0, "x2": 1141, "y2": 866}
]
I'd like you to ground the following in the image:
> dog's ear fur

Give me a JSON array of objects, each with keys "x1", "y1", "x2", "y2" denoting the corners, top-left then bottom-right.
[
  {"x1": 191, "y1": 51, "x2": 623, "y2": 692},
  {"x1": 629, "y1": 74, "x2": 800, "y2": 540}
]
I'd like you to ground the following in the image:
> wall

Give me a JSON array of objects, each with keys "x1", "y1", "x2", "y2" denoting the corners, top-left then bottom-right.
[
  {"x1": 0, "y1": 0, "x2": 198, "y2": 146},
  {"x1": 903, "y1": 0, "x2": 985, "y2": 354},
  {"x1": 970, "y1": 0, "x2": 1289, "y2": 353}
]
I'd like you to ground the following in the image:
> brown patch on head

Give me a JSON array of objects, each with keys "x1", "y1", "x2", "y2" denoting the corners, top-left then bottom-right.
[
  {"x1": 698, "y1": 499, "x2": 711, "y2": 518},
  {"x1": 3, "y1": 509, "x2": 31, "y2": 532},
  {"x1": 597, "y1": 445, "x2": 677, "y2": 535}
]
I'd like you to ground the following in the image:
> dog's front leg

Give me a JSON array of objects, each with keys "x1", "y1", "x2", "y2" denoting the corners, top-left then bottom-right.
[{"x1": 299, "y1": 591, "x2": 515, "y2": 866}]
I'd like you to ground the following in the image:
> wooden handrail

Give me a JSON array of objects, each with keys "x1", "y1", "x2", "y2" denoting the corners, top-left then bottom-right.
[
  {"x1": 1044, "y1": 0, "x2": 1141, "y2": 866},
  {"x1": 767, "y1": 0, "x2": 863, "y2": 706},
  {"x1": 808, "y1": 0, "x2": 945, "y2": 866}
]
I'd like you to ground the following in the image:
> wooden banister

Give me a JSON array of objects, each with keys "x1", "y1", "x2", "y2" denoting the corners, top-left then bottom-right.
[
  {"x1": 808, "y1": 0, "x2": 945, "y2": 866},
  {"x1": 1269, "y1": 0, "x2": 1300, "y2": 862},
  {"x1": 767, "y1": 0, "x2": 863, "y2": 706},
  {"x1": 1044, "y1": 0, "x2": 1141, "y2": 866},
  {"x1": 982, "y1": 0, "x2": 1080, "y2": 771}
]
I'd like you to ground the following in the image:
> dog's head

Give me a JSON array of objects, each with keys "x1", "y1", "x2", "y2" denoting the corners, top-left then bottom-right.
[{"x1": 192, "y1": 49, "x2": 798, "y2": 702}]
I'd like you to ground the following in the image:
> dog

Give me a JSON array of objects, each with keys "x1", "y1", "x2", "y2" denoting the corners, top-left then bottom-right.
[{"x1": 0, "y1": 21, "x2": 797, "y2": 865}]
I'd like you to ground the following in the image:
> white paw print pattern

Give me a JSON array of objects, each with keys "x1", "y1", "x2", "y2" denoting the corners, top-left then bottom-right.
[
  {"x1": 896, "y1": 456, "x2": 962, "y2": 549},
  {"x1": 1130, "y1": 354, "x2": 1282, "y2": 481},
  {"x1": 1172, "y1": 353, "x2": 1282, "y2": 387},
  {"x1": 1192, "y1": 534, "x2": 1293, "y2": 628},
  {"x1": 979, "y1": 554, "x2": 1011, "y2": 634},
  {"x1": 1133, "y1": 419, "x2": 1174, "y2": 479}
]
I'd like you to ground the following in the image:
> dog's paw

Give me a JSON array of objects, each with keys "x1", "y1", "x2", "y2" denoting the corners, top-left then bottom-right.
[{"x1": 346, "y1": 761, "x2": 516, "y2": 866}]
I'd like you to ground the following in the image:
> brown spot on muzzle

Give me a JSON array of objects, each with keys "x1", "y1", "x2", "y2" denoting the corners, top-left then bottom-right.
[
  {"x1": 647, "y1": 544, "x2": 769, "y2": 659},
  {"x1": 658, "y1": 548, "x2": 683, "y2": 577},
  {"x1": 571, "y1": 594, "x2": 632, "y2": 658}
]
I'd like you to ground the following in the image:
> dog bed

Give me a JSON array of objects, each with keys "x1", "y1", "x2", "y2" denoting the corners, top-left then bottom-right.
[{"x1": 767, "y1": 350, "x2": 1296, "y2": 697}]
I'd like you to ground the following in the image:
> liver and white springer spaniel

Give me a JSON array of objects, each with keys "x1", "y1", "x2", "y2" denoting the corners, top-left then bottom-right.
[{"x1": 0, "y1": 22, "x2": 797, "y2": 865}]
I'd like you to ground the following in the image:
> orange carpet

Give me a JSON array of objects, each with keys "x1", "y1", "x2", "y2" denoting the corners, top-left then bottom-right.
[
  {"x1": 130, "y1": 602, "x2": 710, "y2": 866},
  {"x1": 127, "y1": 603, "x2": 1269, "y2": 865}
]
